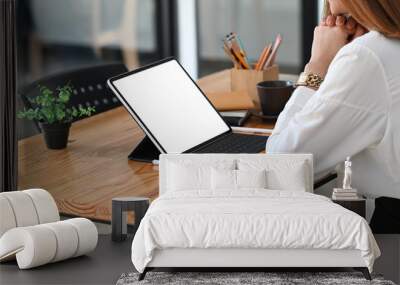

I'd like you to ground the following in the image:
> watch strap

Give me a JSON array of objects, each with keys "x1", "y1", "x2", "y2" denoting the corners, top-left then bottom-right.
[{"x1": 296, "y1": 72, "x2": 324, "y2": 90}]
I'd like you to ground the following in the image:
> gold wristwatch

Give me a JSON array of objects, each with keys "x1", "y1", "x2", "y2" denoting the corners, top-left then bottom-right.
[{"x1": 296, "y1": 72, "x2": 324, "y2": 90}]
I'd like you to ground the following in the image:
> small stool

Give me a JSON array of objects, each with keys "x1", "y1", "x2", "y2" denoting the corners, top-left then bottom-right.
[{"x1": 112, "y1": 197, "x2": 149, "y2": 242}]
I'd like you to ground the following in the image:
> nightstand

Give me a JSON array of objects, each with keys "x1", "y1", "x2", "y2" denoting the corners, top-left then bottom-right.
[
  {"x1": 111, "y1": 197, "x2": 150, "y2": 242},
  {"x1": 332, "y1": 197, "x2": 366, "y2": 218}
]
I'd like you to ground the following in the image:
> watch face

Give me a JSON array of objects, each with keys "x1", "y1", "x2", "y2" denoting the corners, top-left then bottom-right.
[
  {"x1": 296, "y1": 72, "x2": 323, "y2": 89},
  {"x1": 305, "y1": 73, "x2": 324, "y2": 89}
]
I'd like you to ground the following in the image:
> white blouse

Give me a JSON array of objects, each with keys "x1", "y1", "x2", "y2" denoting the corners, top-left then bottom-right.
[{"x1": 266, "y1": 31, "x2": 400, "y2": 201}]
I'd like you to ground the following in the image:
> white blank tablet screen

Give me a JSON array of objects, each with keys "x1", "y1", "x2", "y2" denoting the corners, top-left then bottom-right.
[{"x1": 112, "y1": 60, "x2": 230, "y2": 153}]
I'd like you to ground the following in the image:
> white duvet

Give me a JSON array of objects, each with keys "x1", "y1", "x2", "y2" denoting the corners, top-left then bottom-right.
[{"x1": 131, "y1": 190, "x2": 380, "y2": 273}]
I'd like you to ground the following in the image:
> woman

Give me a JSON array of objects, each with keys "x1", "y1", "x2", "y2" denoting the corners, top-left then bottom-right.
[{"x1": 266, "y1": 0, "x2": 400, "y2": 217}]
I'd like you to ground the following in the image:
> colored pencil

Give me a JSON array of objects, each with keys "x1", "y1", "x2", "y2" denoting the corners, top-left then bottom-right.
[
  {"x1": 222, "y1": 32, "x2": 283, "y2": 70},
  {"x1": 257, "y1": 44, "x2": 272, "y2": 71},
  {"x1": 264, "y1": 34, "x2": 282, "y2": 69},
  {"x1": 255, "y1": 46, "x2": 268, "y2": 70}
]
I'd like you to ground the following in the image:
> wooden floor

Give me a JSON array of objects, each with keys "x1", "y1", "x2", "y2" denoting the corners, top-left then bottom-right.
[{"x1": 18, "y1": 70, "x2": 276, "y2": 222}]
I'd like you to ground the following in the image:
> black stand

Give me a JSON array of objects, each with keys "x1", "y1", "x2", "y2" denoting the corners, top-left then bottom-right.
[
  {"x1": 138, "y1": 268, "x2": 152, "y2": 281},
  {"x1": 354, "y1": 267, "x2": 372, "y2": 280},
  {"x1": 128, "y1": 136, "x2": 161, "y2": 163}
]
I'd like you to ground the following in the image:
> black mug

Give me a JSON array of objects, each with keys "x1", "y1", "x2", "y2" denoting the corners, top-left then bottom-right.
[{"x1": 256, "y1": 80, "x2": 295, "y2": 117}]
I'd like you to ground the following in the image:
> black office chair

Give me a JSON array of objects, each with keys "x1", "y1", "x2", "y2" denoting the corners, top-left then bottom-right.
[{"x1": 19, "y1": 62, "x2": 128, "y2": 131}]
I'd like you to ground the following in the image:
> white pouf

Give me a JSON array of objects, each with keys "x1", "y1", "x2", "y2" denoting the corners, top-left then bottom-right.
[{"x1": 0, "y1": 189, "x2": 98, "y2": 269}]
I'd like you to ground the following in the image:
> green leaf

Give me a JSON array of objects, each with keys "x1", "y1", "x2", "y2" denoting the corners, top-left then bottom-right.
[
  {"x1": 41, "y1": 107, "x2": 55, "y2": 124},
  {"x1": 18, "y1": 83, "x2": 79, "y2": 124},
  {"x1": 57, "y1": 85, "x2": 72, "y2": 104},
  {"x1": 76, "y1": 105, "x2": 95, "y2": 118},
  {"x1": 71, "y1": 107, "x2": 78, "y2": 118},
  {"x1": 55, "y1": 108, "x2": 66, "y2": 121},
  {"x1": 17, "y1": 108, "x2": 40, "y2": 121}
]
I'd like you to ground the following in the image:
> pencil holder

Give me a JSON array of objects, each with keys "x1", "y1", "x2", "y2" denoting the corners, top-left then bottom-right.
[{"x1": 231, "y1": 65, "x2": 279, "y2": 111}]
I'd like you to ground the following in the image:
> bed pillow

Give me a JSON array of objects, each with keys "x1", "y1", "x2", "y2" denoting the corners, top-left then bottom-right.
[
  {"x1": 211, "y1": 168, "x2": 236, "y2": 190},
  {"x1": 211, "y1": 169, "x2": 268, "y2": 190},
  {"x1": 267, "y1": 162, "x2": 307, "y2": 191},
  {"x1": 236, "y1": 169, "x2": 267, "y2": 189},
  {"x1": 237, "y1": 159, "x2": 308, "y2": 191},
  {"x1": 167, "y1": 160, "x2": 235, "y2": 191}
]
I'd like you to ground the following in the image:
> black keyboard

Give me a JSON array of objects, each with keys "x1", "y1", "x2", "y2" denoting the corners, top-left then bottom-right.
[{"x1": 194, "y1": 133, "x2": 268, "y2": 154}]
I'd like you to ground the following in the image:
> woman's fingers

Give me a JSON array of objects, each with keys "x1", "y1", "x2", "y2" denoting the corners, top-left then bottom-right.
[
  {"x1": 346, "y1": 17, "x2": 357, "y2": 32},
  {"x1": 326, "y1": 15, "x2": 336, "y2": 27},
  {"x1": 336, "y1": 16, "x2": 346, "y2": 27},
  {"x1": 318, "y1": 15, "x2": 366, "y2": 41}
]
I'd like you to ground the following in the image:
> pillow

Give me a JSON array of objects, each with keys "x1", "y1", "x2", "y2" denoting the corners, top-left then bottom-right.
[
  {"x1": 211, "y1": 169, "x2": 267, "y2": 190},
  {"x1": 267, "y1": 162, "x2": 307, "y2": 191},
  {"x1": 211, "y1": 168, "x2": 236, "y2": 190},
  {"x1": 236, "y1": 169, "x2": 267, "y2": 189},
  {"x1": 167, "y1": 160, "x2": 235, "y2": 191},
  {"x1": 167, "y1": 163, "x2": 210, "y2": 191},
  {"x1": 238, "y1": 159, "x2": 308, "y2": 191}
]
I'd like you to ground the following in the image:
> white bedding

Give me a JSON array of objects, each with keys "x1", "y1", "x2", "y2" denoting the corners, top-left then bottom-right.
[{"x1": 131, "y1": 190, "x2": 380, "y2": 273}]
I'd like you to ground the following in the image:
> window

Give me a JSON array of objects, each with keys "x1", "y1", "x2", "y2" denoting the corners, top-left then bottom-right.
[
  {"x1": 197, "y1": 0, "x2": 318, "y2": 76},
  {"x1": 16, "y1": 0, "x2": 176, "y2": 139}
]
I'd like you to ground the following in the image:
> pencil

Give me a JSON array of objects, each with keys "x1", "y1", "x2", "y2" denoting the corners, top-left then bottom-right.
[
  {"x1": 228, "y1": 38, "x2": 250, "y2": 69},
  {"x1": 255, "y1": 46, "x2": 269, "y2": 70},
  {"x1": 232, "y1": 33, "x2": 249, "y2": 63},
  {"x1": 230, "y1": 47, "x2": 248, "y2": 69},
  {"x1": 257, "y1": 44, "x2": 272, "y2": 71},
  {"x1": 231, "y1": 41, "x2": 247, "y2": 67},
  {"x1": 223, "y1": 40, "x2": 244, "y2": 69},
  {"x1": 264, "y1": 34, "x2": 282, "y2": 69},
  {"x1": 222, "y1": 46, "x2": 239, "y2": 68}
]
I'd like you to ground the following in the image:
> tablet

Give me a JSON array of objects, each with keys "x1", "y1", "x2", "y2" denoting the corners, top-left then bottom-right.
[{"x1": 107, "y1": 58, "x2": 231, "y2": 154}]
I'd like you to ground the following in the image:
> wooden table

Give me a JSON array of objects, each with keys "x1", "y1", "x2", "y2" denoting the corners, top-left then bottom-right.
[{"x1": 18, "y1": 70, "x2": 279, "y2": 222}]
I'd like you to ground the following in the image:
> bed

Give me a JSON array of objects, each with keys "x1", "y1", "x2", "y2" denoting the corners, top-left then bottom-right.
[{"x1": 131, "y1": 154, "x2": 380, "y2": 280}]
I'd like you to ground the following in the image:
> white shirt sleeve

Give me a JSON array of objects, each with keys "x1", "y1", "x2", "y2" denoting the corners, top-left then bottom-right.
[{"x1": 266, "y1": 43, "x2": 389, "y2": 174}]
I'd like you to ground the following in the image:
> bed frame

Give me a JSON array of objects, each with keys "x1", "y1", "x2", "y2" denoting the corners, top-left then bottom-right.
[
  {"x1": 137, "y1": 154, "x2": 372, "y2": 281},
  {"x1": 139, "y1": 249, "x2": 371, "y2": 280}
]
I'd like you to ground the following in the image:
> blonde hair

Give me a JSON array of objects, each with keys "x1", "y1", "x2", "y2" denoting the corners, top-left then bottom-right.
[{"x1": 324, "y1": 0, "x2": 400, "y2": 39}]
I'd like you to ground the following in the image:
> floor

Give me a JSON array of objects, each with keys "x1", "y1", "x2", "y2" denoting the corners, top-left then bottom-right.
[
  {"x1": 0, "y1": 233, "x2": 135, "y2": 285},
  {"x1": 1, "y1": 231, "x2": 399, "y2": 285}
]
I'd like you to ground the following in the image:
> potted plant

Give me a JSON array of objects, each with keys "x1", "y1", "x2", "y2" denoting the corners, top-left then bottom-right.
[{"x1": 18, "y1": 84, "x2": 95, "y2": 149}]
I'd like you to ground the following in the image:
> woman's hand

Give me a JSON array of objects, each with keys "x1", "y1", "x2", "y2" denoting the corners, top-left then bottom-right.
[
  {"x1": 332, "y1": 15, "x2": 368, "y2": 41},
  {"x1": 305, "y1": 15, "x2": 367, "y2": 78},
  {"x1": 306, "y1": 25, "x2": 349, "y2": 78}
]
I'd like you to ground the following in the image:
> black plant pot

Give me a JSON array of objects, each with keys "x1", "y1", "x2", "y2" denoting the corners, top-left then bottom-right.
[{"x1": 39, "y1": 122, "x2": 71, "y2": 150}]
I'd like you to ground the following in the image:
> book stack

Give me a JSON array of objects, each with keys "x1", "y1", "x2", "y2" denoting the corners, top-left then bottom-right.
[{"x1": 332, "y1": 188, "x2": 360, "y2": 200}]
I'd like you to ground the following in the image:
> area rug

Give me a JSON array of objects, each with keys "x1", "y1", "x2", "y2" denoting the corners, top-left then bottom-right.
[{"x1": 116, "y1": 272, "x2": 396, "y2": 285}]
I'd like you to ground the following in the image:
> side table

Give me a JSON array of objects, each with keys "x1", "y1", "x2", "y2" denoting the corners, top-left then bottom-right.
[
  {"x1": 332, "y1": 197, "x2": 366, "y2": 218},
  {"x1": 112, "y1": 197, "x2": 150, "y2": 242}
]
